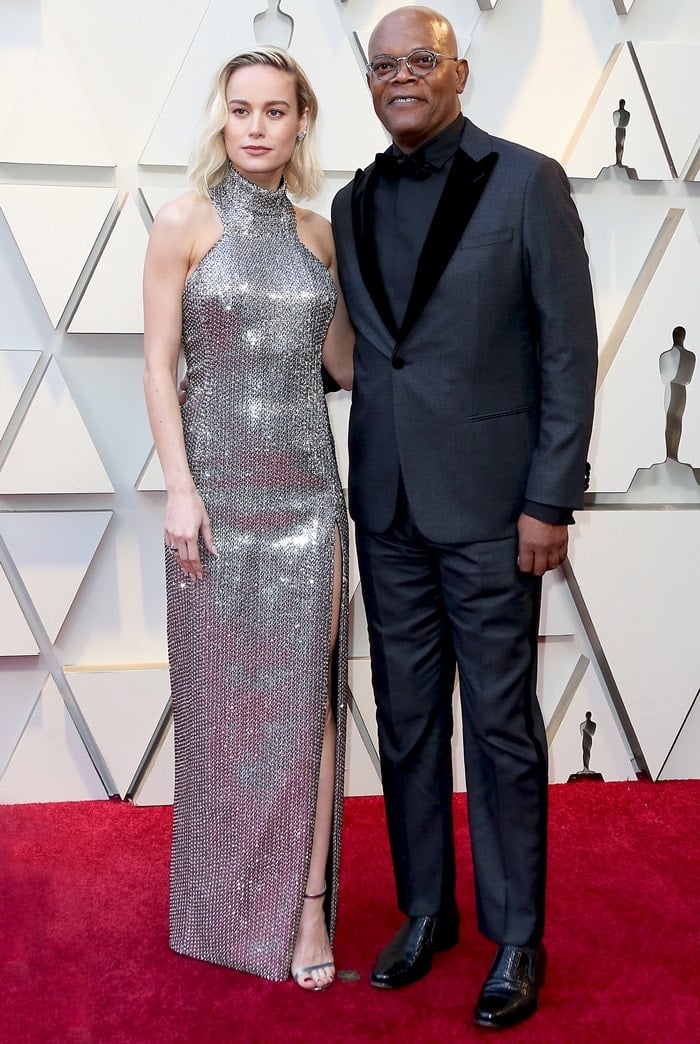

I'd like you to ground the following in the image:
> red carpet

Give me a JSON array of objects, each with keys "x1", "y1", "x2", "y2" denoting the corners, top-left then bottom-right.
[{"x1": 2, "y1": 782, "x2": 699, "y2": 1043}]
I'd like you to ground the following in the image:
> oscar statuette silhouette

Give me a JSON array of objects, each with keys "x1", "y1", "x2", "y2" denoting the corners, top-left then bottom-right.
[{"x1": 568, "y1": 711, "x2": 604, "y2": 782}]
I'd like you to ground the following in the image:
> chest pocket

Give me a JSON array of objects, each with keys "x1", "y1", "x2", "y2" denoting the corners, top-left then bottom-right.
[{"x1": 458, "y1": 228, "x2": 513, "y2": 250}]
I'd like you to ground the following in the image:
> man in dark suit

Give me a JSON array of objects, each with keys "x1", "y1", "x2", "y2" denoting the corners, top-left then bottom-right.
[{"x1": 331, "y1": 5, "x2": 597, "y2": 1029}]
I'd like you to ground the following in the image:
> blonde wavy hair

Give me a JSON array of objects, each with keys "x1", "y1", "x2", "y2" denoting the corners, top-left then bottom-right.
[{"x1": 188, "y1": 47, "x2": 322, "y2": 200}]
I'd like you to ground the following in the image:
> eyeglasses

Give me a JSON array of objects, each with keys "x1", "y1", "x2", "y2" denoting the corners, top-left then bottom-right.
[{"x1": 366, "y1": 49, "x2": 458, "y2": 82}]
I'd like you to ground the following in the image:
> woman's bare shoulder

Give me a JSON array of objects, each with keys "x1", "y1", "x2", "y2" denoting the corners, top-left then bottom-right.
[
  {"x1": 295, "y1": 205, "x2": 330, "y2": 233},
  {"x1": 148, "y1": 192, "x2": 220, "y2": 271},
  {"x1": 154, "y1": 191, "x2": 215, "y2": 233},
  {"x1": 295, "y1": 206, "x2": 333, "y2": 265}
]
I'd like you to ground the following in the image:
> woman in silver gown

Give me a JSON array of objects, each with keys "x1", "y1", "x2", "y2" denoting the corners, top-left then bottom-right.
[{"x1": 143, "y1": 48, "x2": 354, "y2": 990}]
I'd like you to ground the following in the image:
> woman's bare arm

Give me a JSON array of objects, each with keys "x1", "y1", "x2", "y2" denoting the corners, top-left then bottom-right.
[
  {"x1": 296, "y1": 208, "x2": 354, "y2": 391},
  {"x1": 142, "y1": 193, "x2": 219, "y2": 578}
]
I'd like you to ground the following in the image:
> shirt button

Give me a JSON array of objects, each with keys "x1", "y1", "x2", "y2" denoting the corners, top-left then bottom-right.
[{"x1": 392, "y1": 357, "x2": 405, "y2": 370}]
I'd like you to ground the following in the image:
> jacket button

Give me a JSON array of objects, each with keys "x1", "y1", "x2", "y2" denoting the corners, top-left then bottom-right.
[{"x1": 392, "y1": 357, "x2": 405, "y2": 370}]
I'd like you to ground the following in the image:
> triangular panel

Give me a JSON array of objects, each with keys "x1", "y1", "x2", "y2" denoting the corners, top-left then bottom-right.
[
  {"x1": 540, "y1": 568, "x2": 576, "y2": 637},
  {"x1": 0, "y1": 666, "x2": 47, "y2": 779},
  {"x1": 277, "y1": 1, "x2": 390, "y2": 169},
  {"x1": 0, "y1": 676, "x2": 106, "y2": 802},
  {"x1": 139, "y1": 0, "x2": 267, "y2": 167},
  {"x1": 569, "y1": 510, "x2": 700, "y2": 780},
  {"x1": 0, "y1": 15, "x2": 36, "y2": 128},
  {"x1": 659, "y1": 693, "x2": 700, "y2": 780},
  {"x1": 0, "y1": 21, "x2": 114, "y2": 167},
  {"x1": 550, "y1": 680, "x2": 636, "y2": 782},
  {"x1": 140, "y1": 0, "x2": 387, "y2": 170},
  {"x1": 348, "y1": 658, "x2": 379, "y2": 753},
  {"x1": 68, "y1": 666, "x2": 171, "y2": 798},
  {"x1": 0, "y1": 358, "x2": 114, "y2": 493},
  {"x1": 634, "y1": 44, "x2": 700, "y2": 178},
  {"x1": 0, "y1": 565, "x2": 38, "y2": 656},
  {"x1": 348, "y1": 583, "x2": 370, "y2": 660},
  {"x1": 345, "y1": 708, "x2": 382, "y2": 797},
  {"x1": 0, "y1": 186, "x2": 116, "y2": 327},
  {"x1": 565, "y1": 43, "x2": 672, "y2": 180},
  {"x1": 541, "y1": 642, "x2": 635, "y2": 782},
  {"x1": 588, "y1": 211, "x2": 700, "y2": 494},
  {"x1": 0, "y1": 350, "x2": 41, "y2": 440},
  {"x1": 572, "y1": 188, "x2": 675, "y2": 350},
  {"x1": 136, "y1": 445, "x2": 166, "y2": 491},
  {"x1": 132, "y1": 717, "x2": 175, "y2": 806},
  {"x1": 0, "y1": 512, "x2": 112, "y2": 643},
  {"x1": 68, "y1": 196, "x2": 148, "y2": 334},
  {"x1": 539, "y1": 639, "x2": 586, "y2": 740}
]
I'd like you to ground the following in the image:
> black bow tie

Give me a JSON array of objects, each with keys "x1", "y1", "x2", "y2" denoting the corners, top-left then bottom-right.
[{"x1": 374, "y1": 149, "x2": 434, "y2": 181}]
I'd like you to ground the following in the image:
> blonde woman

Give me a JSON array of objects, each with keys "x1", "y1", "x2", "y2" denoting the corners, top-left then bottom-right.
[{"x1": 143, "y1": 48, "x2": 354, "y2": 991}]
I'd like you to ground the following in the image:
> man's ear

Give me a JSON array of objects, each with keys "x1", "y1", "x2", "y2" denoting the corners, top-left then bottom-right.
[{"x1": 456, "y1": 58, "x2": 469, "y2": 95}]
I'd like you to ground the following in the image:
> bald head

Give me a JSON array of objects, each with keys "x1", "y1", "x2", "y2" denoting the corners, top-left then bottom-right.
[{"x1": 368, "y1": 6, "x2": 459, "y2": 60}]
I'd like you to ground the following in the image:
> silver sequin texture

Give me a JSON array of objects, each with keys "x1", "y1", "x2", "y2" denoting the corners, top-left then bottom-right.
[{"x1": 166, "y1": 164, "x2": 348, "y2": 981}]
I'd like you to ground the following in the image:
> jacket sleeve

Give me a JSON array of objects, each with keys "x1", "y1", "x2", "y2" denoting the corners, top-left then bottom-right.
[{"x1": 521, "y1": 156, "x2": 598, "y2": 511}]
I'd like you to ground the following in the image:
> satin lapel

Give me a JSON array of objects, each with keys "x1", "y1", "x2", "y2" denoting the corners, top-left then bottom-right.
[
  {"x1": 351, "y1": 164, "x2": 400, "y2": 339},
  {"x1": 399, "y1": 148, "x2": 499, "y2": 337}
]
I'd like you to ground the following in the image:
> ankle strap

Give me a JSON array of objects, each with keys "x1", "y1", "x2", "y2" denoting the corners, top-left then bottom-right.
[{"x1": 303, "y1": 885, "x2": 327, "y2": 900}]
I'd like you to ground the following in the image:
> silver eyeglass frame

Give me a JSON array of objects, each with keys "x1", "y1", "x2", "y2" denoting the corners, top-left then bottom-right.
[{"x1": 365, "y1": 49, "x2": 459, "y2": 81}]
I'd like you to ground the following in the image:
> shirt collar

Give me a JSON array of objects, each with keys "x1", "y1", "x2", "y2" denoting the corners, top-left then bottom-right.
[{"x1": 391, "y1": 113, "x2": 466, "y2": 169}]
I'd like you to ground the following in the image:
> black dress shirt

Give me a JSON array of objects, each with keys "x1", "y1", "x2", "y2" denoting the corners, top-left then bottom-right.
[{"x1": 373, "y1": 114, "x2": 465, "y2": 330}]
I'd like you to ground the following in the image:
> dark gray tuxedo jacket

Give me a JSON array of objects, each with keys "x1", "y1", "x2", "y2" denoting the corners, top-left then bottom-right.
[{"x1": 331, "y1": 118, "x2": 598, "y2": 544}]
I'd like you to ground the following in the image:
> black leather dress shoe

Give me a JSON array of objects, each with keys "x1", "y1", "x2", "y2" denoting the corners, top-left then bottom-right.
[
  {"x1": 370, "y1": 913, "x2": 460, "y2": 989},
  {"x1": 473, "y1": 944, "x2": 545, "y2": 1029}
]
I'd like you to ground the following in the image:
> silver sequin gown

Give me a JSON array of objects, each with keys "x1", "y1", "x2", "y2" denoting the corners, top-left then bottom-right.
[{"x1": 166, "y1": 164, "x2": 348, "y2": 981}]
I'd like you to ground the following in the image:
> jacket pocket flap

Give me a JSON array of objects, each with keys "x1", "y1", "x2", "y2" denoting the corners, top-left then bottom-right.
[{"x1": 459, "y1": 228, "x2": 514, "y2": 249}]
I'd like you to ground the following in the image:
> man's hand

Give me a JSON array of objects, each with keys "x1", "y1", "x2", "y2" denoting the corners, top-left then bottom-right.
[{"x1": 517, "y1": 514, "x2": 568, "y2": 576}]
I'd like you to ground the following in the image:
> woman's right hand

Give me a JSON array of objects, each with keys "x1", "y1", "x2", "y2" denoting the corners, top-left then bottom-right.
[{"x1": 164, "y1": 488, "x2": 217, "y2": 579}]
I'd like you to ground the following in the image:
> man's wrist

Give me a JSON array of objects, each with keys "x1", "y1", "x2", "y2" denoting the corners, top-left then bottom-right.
[{"x1": 522, "y1": 500, "x2": 574, "y2": 526}]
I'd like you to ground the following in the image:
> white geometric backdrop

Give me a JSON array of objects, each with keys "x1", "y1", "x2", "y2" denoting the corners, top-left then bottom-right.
[{"x1": 1, "y1": 0, "x2": 698, "y2": 805}]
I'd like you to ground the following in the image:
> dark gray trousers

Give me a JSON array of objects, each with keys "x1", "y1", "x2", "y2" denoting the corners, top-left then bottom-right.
[{"x1": 355, "y1": 481, "x2": 548, "y2": 948}]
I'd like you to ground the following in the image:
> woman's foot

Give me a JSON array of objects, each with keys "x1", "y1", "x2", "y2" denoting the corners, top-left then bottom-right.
[{"x1": 291, "y1": 887, "x2": 335, "y2": 992}]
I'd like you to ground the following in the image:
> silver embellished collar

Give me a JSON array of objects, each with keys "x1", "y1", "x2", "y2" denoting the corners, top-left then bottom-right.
[{"x1": 211, "y1": 162, "x2": 293, "y2": 224}]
